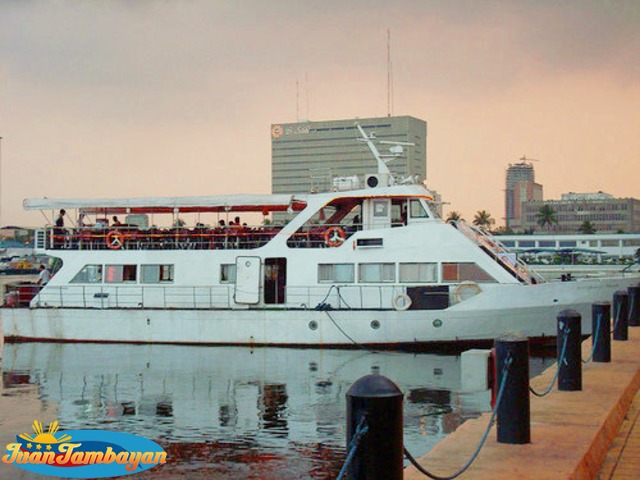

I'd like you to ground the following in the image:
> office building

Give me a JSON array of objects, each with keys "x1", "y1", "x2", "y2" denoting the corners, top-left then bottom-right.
[
  {"x1": 520, "y1": 193, "x2": 640, "y2": 234},
  {"x1": 271, "y1": 116, "x2": 427, "y2": 195},
  {"x1": 505, "y1": 160, "x2": 541, "y2": 230},
  {"x1": 510, "y1": 180, "x2": 544, "y2": 231}
]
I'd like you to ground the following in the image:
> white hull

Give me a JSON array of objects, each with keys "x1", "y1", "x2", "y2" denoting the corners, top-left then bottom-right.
[{"x1": 4, "y1": 276, "x2": 637, "y2": 346}]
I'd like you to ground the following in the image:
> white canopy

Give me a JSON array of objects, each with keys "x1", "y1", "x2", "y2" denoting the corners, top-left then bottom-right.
[{"x1": 23, "y1": 194, "x2": 308, "y2": 214}]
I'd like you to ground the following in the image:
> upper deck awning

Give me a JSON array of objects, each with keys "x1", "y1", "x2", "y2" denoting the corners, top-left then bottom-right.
[{"x1": 23, "y1": 194, "x2": 308, "y2": 215}]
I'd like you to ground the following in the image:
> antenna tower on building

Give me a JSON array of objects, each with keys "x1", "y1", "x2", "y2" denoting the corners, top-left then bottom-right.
[{"x1": 387, "y1": 29, "x2": 394, "y2": 117}]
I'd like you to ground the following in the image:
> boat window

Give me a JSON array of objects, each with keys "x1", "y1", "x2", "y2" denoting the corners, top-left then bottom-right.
[
  {"x1": 442, "y1": 263, "x2": 496, "y2": 283},
  {"x1": 358, "y1": 263, "x2": 395, "y2": 283},
  {"x1": 70, "y1": 265, "x2": 103, "y2": 284},
  {"x1": 373, "y1": 200, "x2": 389, "y2": 217},
  {"x1": 220, "y1": 264, "x2": 236, "y2": 283},
  {"x1": 318, "y1": 264, "x2": 355, "y2": 283},
  {"x1": 105, "y1": 265, "x2": 137, "y2": 283},
  {"x1": 409, "y1": 199, "x2": 429, "y2": 218},
  {"x1": 141, "y1": 265, "x2": 174, "y2": 284},
  {"x1": 399, "y1": 263, "x2": 437, "y2": 283}
]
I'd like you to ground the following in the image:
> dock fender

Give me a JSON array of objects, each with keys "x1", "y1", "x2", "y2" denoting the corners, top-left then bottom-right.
[{"x1": 392, "y1": 293, "x2": 412, "y2": 311}]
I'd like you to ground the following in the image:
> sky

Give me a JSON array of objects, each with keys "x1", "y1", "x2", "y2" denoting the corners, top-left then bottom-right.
[{"x1": 0, "y1": 0, "x2": 639, "y2": 227}]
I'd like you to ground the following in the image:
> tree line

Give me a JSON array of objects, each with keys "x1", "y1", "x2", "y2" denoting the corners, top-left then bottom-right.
[{"x1": 445, "y1": 206, "x2": 599, "y2": 235}]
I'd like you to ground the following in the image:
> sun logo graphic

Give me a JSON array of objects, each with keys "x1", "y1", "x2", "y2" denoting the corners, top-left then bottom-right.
[
  {"x1": 3, "y1": 419, "x2": 166, "y2": 478},
  {"x1": 17, "y1": 420, "x2": 72, "y2": 454}
]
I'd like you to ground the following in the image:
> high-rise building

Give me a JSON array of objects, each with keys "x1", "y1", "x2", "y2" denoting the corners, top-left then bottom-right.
[
  {"x1": 505, "y1": 161, "x2": 541, "y2": 230},
  {"x1": 271, "y1": 116, "x2": 427, "y2": 195}
]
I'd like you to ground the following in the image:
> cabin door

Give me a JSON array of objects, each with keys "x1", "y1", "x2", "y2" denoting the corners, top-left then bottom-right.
[
  {"x1": 364, "y1": 198, "x2": 391, "y2": 230},
  {"x1": 264, "y1": 258, "x2": 286, "y2": 304},
  {"x1": 234, "y1": 256, "x2": 261, "y2": 304}
]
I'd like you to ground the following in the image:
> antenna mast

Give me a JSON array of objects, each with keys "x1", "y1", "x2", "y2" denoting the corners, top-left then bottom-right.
[
  {"x1": 305, "y1": 72, "x2": 309, "y2": 120},
  {"x1": 387, "y1": 29, "x2": 392, "y2": 117},
  {"x1": 296, "y1": 79, "x2": 300, "y2": 122}
]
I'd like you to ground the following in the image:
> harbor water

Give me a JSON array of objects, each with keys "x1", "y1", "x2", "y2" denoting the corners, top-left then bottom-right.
[{"x1": 0, "y1": 338, "x2": 555, "y2": 479}]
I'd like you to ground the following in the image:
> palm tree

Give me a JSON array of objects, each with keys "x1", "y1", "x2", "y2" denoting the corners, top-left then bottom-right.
[
  {"x1": 472, "y1": 210, "x2": 495, "y2": 230},
  {"x1": 446, "y1": 211, "x2": 463, "y2": 223},
  {"x1": 579, "y1": 220, "x2": 596, "y2": 234},
  {"x1": 536, "y1": 205, "x2": 558, "y2": 232}
]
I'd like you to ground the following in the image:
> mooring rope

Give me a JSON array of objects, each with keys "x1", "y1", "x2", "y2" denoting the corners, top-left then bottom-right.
[
  {"x1": 612, "y1": 301, "x2": 622, "y2": 334},
  {"x1": 582, "y1": 311, "x2": 602, "y2": 364},
  {"x1": 404, "y1": 355, "x2": 513, "y2": 480},
  {"x1": 323, "y1": 309, "x2": 363, "y2": 347},
  {"x1": 529, "y1": 328, "x2": 570, "y2": 397},
  {"x1": 336, "y1": 415, "x2": 369, "y2": 480}
]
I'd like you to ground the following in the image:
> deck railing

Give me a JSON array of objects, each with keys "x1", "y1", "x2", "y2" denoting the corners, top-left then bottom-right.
[
  {"x1": 39, "y1": 225, "x2": 287, "y2": 252},
  {"x1": 25, "y1": 283, "x2": 451, "y2": 310},
  {"x1": 452, "y1": 221, "x2": 544, "y2": 284}
]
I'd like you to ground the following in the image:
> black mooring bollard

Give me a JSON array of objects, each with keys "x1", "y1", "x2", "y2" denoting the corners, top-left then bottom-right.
[
  {"x1": 628, "y1": 286, "x2": 640, "y2": 327},
  {"x1": 557, "y1": 309, "x2": 582, "y2": 391},
  {"x1": 613, "y1": 290, "x2": 629, "y2": 341},
  {"x1": 346, "y1": 374, "x2": 403, "y2": 480},
  {"x1": 495, "y1": 334, "x2": 530, "y2": 444},
  {"x1": 592, "y1": 302, "x2": 611, "y2": 363}
]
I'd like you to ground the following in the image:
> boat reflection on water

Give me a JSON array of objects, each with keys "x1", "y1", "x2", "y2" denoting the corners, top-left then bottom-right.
[{"x1": 1, "y1": 343, "x2": 552, "y2": 479}]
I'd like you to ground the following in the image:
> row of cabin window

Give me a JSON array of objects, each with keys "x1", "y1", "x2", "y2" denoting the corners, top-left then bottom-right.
[
  {"x1": 217, "y1": 262, "x2": 495, "y2": 285},
  {"x1": 71, "y1": 261, "x2": 494, "y2": 286},
  {"x1": 318, "y1": 262, "x2": 495, "y2": 284},
  {"x1": 71, "y1": 264, "x2": 174, "y2": 284}
]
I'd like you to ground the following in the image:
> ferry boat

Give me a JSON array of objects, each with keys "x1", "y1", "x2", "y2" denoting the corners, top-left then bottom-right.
[{"x1": 3, "y1": 127, "x2": 639, "y2": 347}]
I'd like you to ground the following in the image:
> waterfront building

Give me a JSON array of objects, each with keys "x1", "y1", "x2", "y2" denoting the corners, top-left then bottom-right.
[
  {"x1": 510, "y1": 180, "x2": 544, "y2": 232},
  {"x1": 505, "y1": 160, "x2": 542, "y2": 231},
  {"x1": 271, "y1": 116, "x2": 427, "y2": 195},
  {"x1": 498, "y1": 233, "x2": 640, "y2": 259},
  {"x1": 520, "y1": 193, "x2": 640, "y2": 234}
]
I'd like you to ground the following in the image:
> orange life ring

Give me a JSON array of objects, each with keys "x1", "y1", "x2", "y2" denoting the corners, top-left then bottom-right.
[
  {"x1": 106, "y1": 230, "x2": 125, "y2": 250},
  {"x1": 324, "y1": 226, "x2": 346, "y2": 247}
]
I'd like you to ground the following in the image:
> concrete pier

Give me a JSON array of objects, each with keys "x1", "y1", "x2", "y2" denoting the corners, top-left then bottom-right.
[{"x1": 405, "y1": 331, "x2": 640, "y2": 479}]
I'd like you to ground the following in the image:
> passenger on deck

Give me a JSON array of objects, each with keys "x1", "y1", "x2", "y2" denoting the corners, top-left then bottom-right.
[
  {"x1": 37, "y1": 265, "x2": 51, "y2": 286},
  {"x1": 95, "y1": 218, "x2": 109, "y2": 229},
  {"x1": 55, "y1": 209, "x2": 66, "y2": 227},
  {"x1": 77, "y1": 213, "x2": 89, "y2": 228},
  {"x1": 112, "y1": 216, "x2": 123, "y2": 226}
]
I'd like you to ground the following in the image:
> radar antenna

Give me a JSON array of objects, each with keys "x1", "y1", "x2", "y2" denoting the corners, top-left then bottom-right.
[{"x1": 355, "y1": 124, "x2": 416, "y2": 178}]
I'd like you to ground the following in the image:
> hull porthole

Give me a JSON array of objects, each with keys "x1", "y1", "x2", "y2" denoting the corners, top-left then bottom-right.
[
  {"x1": 370, "y1": 320, "x2": 380, "y2": 330},
  {"x1": 433, "y1": 319, "x2": 443, "y2": 328},
  {"x1": 309, "y1": 320, "x2": 318, "y2": 331}
]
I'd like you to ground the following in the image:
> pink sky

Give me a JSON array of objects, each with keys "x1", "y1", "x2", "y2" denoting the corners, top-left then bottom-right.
[{"x1": 0, "y1": 1, "x2": 638, "y2": 227}]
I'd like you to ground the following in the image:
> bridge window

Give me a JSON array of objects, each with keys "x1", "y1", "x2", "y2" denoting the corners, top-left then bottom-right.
[
  {"x1": 141, "y1": 265, "x2": 174, "y2": 284},
  {"x1": 409, "y1": 199, "x2": 429, "y2": 218},
  {"x1": 105, "y1": 265, "x2": 137, "y2": 283},
  {"x1": 70, "y1": 265, "x2": 103, "y2": 284},
  {"x1": 358, "y1": 263, "x2": 395, "y2": 283},
  {"x1": 318, "y1": 263, "x2": 355, "y2": 283},
  {"x1": 399, "y1": 263, "x2": 437, "y2": 283}
]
